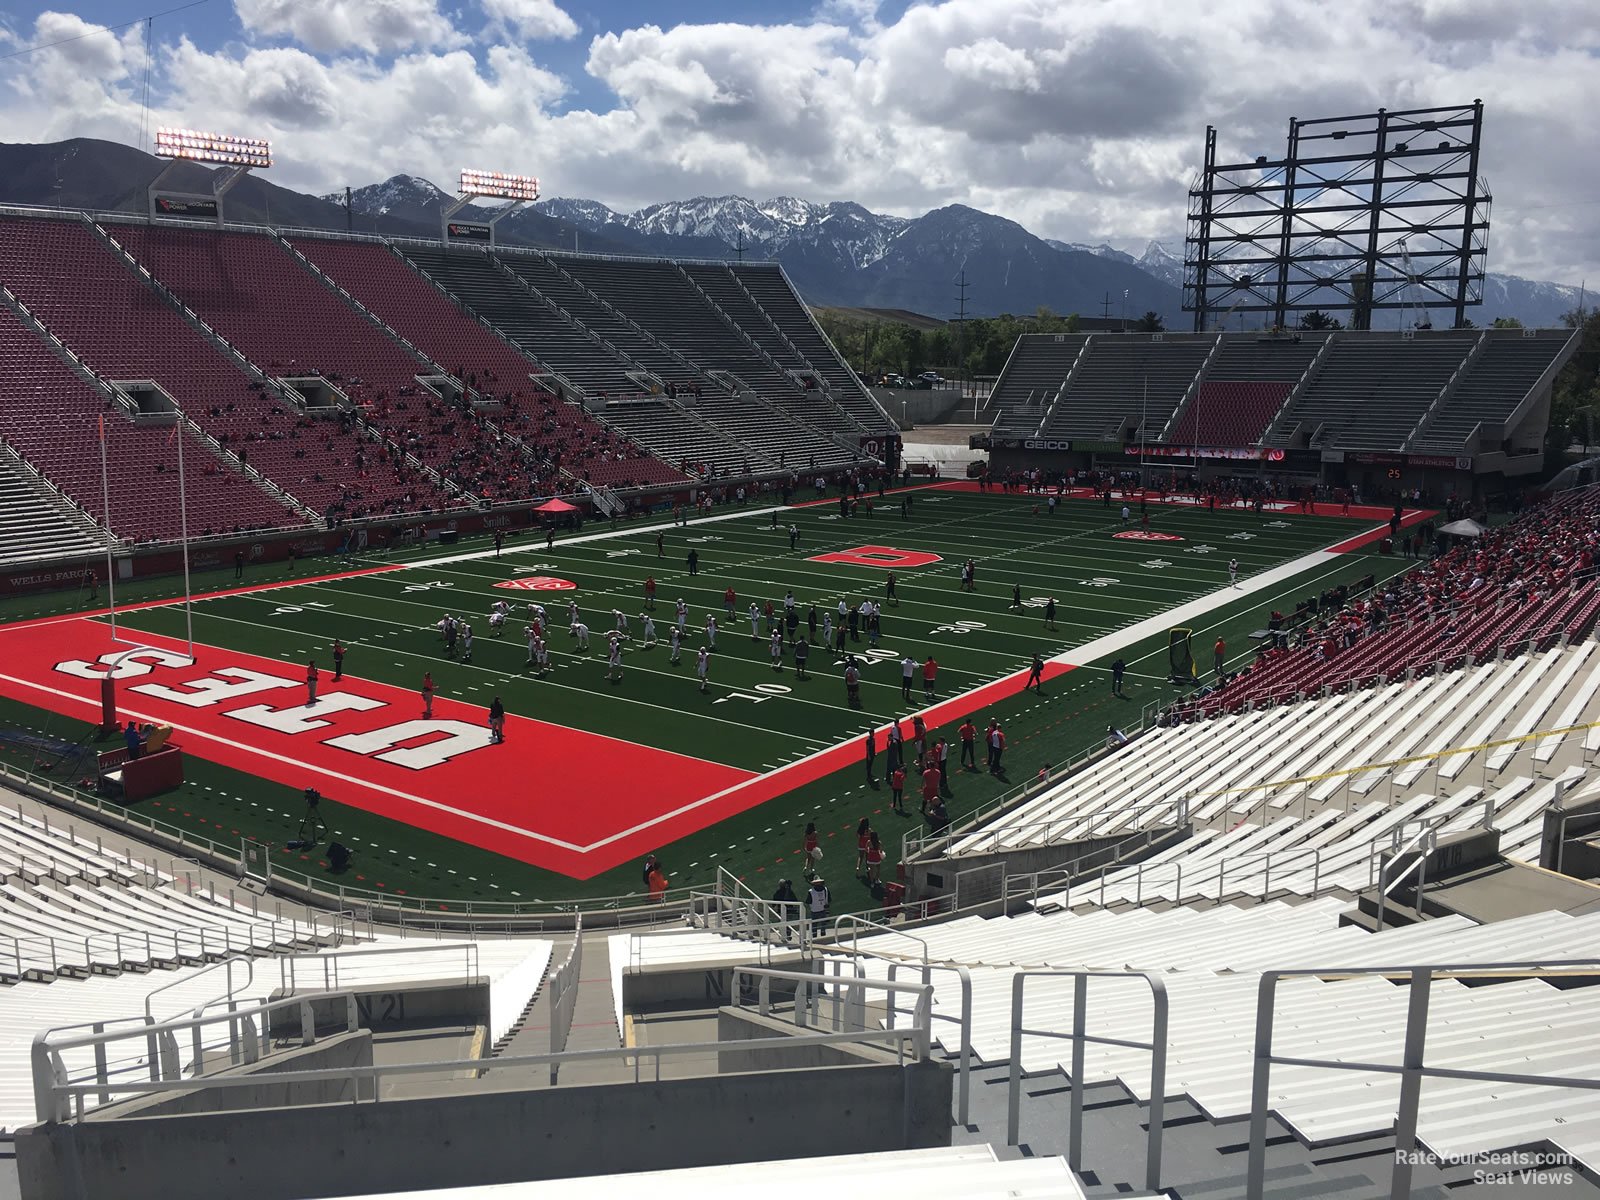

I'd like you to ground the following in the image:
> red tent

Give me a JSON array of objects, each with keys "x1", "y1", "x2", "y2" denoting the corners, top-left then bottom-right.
[{"x1": 533, "y1": 498, "x2": 580, "y2": 514}]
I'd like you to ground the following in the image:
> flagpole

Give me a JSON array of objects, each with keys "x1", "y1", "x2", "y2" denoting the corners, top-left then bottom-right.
[
  {"x1": 99, "y1": 415, "x2": 118, "y2": 644},
  {"x1": 176, "y1": 415, "x2": 194, "y2": 662}
]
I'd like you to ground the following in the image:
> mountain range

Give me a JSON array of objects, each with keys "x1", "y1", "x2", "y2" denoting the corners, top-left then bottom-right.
[{"x1": 0, "y1": 138, "x2": 1584, "y2": 328}]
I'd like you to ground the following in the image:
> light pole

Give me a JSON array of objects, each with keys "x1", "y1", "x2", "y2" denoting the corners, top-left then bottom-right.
[{"x1": 1121, "y1": 289, "x2": 1129, "y2": 332}]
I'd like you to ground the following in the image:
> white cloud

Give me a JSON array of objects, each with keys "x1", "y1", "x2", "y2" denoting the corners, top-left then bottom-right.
[
  {"x1": 479, "y1": 0, "x2": 577, "y2": 41},
  {"x1": 233, "y1": 0, "x2": 466, "y2": 56},
  {"x1": 0, "y1": 0, "x2": 1594, "y2": 284}
]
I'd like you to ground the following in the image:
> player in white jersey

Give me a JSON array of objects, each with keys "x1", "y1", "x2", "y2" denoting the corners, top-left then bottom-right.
[
  {"x1": 748, "y1": 601, "x2": 761, "y2": 641},
  {"x1": 606, "y1": 634, "x2": 623, "y2": 681},
  {"x1": 573, "y1": 620, "x2": 590, "y2": 651},
  {"x1": 614, "y1": 609, "x2": 630, "y2": 638},
  {"x1": 769, "y1": 630, "x2": 784, "y2": 671},
  {"x1": 488, "y1": 609, "x2": 506, "y2": 636},
  {"x1": 525, "y1": 624, "x2": 538, "y2": 668},
  {"x1": 641, "y1": 613, "x2": 658, "y2": 646},
  {"x1": 705, "y1": 614, "x2": 718, "y2": 650},
  {"x1": 696, "y1": 646, "x2": 710, "y2": 692},
  {"x1": 669, "y1": 624, "x2": 682, "y2": 664},
  {"x1": 534, "y1": 634, "x2": 549, "y2": 673},
  {"x1": 675, "y1": 598, "x2": 688, "y2": 633}
]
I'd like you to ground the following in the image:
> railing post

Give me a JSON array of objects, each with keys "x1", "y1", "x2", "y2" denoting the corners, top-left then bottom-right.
[
  {"x1": 1245, "y1": 972, "x2": 1281, "y2": 1200},
  {"x1": 1007, "y1": 973, "x2": 1025, "y2": 1146},
  {"x1": 1068, "y1": 974, "x2": 1088, "y2": 1174},
  {"x1": 1390, "y1": 968, "x2": 1433, "y2": 1199}
]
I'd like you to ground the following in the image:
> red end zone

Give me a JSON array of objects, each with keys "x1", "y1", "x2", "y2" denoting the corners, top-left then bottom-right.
[{"x1": 0, "y1": 617, "x2": 751, "y2": 879}]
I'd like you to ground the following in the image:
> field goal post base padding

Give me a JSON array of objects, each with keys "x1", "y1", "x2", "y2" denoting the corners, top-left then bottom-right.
[{"x1": 1168, "y1": 627, "x2": 1196, "y2": 684}]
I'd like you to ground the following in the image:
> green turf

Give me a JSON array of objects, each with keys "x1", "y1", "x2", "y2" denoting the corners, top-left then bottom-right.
[{"x1": 0, "y1": 491, "x2": 1414, "y2": 911}]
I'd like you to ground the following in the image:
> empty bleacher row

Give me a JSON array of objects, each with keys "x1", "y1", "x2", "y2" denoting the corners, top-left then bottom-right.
[
  {"x1": 286, "y1": 236, "x2": 683, "y2": 491},
  {"x1": 0, "y1": 794, "x2": 554, "y2": 1133},
  {"x1": 931, "y1": 636, "x2": 1594, "y2": 869},
  {"x1": 561, "y1": 256, "x2": 864, "y2": 449},
  {"x1": 1, "y1": 209, "x2": 888, "y2": 542},
  {"x1": 839, "y1": 899, "x2": 1600, "y2": 1172},
  {"x1": 0, "y1": 278, "x2": 302, "y2": 542},
  {"x1": 1412, "y1": 327, "x2": 1576, "y2": 452},
  {"x1": 982, "y1": 327, "x2": 1576, "y2": 454},
  {"x1": 728, "y1": 263, "x2": 891, "y2": 431},
  {"x1": 984, "y1": 334, "x2": 1089, "y2": 435},
  {"x1": 1043, "y1": 333, "x2": 1215, "y2": 440},
  {"x1": 0, "y1": 444, "x2": 108, "y2": 565},
  {"x1": 1267, "y1": 330, "x2": 1479, "y2": 450},
  {"x1": 0, "y1": 215, "x2": 437, "y2": 529}
]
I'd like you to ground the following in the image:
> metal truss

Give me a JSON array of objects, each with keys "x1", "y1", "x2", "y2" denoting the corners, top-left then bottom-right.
[{"x1": 1184, "y1": 102, "x2": 1490, "y2": 330}]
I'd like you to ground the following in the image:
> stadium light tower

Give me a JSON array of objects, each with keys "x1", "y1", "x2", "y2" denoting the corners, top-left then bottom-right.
[
  {"x1": 443, "y1": 169, "x2": 540, "y2": 247},
  {"x1": 147, "y1": 127, "x2": 273, "y2": 227}
]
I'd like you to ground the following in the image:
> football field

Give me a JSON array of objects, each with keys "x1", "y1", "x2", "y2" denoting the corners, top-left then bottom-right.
[{"x1": 0, "y1": 483, "x2": 1419, "y2": 906}]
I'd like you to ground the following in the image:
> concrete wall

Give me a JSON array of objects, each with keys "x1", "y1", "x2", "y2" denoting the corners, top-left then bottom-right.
[
  {"x1": 96, "y1": 1031, "x2": 375, "y2": 1119},
  {"x1": 269, "y1": 978, "x2": 491, "y2": 1035},
  {"x1": 877, "y1": 387, "x2": 973, "y2": 427},
  {"x1": 909, "y1": 827, "x2": 1189, "y2": 911},
  {"x1": 16, "y1": 1059, "x2": 951, "y2": 1200},
  {"x1": 715, "y1": 1007, "x2": 903, "y2": 1073},
  {"x1": 621, "y1": 952, "x2": 805, "y2": 1013}
]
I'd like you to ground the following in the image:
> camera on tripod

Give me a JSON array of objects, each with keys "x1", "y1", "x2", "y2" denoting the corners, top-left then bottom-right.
[{"x1": 287, "y1": 787, "x2": 328, "y2": 850}]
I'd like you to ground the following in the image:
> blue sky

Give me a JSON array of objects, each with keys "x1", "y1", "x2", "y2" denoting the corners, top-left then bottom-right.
[{"x1": 0, "y1": 0, "x2": 1594, "y2": 283}]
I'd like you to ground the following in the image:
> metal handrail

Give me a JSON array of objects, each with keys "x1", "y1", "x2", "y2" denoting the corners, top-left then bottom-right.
[
  {"x1": 882, "y1": 958, "x2": 973, "y2": 1125},
  {"x1": 38, "y1": 1022, "x2": 932, "y2": 1117},
  {"x1": 34, "y1": 990, "x2": 360, "y2": 1122},
  {"x1": 1245, "y1": 960, "x2": 1600, "y2": 1200},
  {"x1": 279, "y1": 941, "x2": 479, "y2": 993},
  {"x1": 729, "y1": 964, "x2": 934, "y2": 1063},
  {"x1": 1373, "y1": 827, "x2": 1437, "y2": 932},
  {"x1": 145, "y1": 956, "x2": 254, "y2": 1022},
  {"x1": 1007, "y1": 969, "x2": 1168, "y2": 1194}
]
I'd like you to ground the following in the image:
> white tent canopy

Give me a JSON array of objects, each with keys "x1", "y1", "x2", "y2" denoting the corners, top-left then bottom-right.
[{"x1": 1438, "y1": 518, "x2": 1487, "y2": 538}]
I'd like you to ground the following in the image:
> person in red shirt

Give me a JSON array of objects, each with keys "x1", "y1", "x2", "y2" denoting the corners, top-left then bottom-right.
[
  {"x1": 890, "y1": 765, "x2": 907, "y2": 815},
  {"x1": 1214, "y1": 637, "x2": 1226, "y2": 679},
  {"x1": 864, "y1": 831, "x2": 885, "y2": 886},
  {"x1": 305, "y1": 660, "x2": 319, "y2": 705},
  {"x1": 644, "y1": 576, "x2": 657, "y2": 610},
  {"x1": 921, "y1": 763, "x2": 941, "y2": 813},
  {"x1": 958, "y1": 718, "x2": 977, "y2": 770},
  {"x1": 421, "y1": 671, "x2": 434, "y2": 718},
  {"x1": 922, "y1": 656, "x2": 938, "y2": 701},
  {"x1": 802, "y1": 821, "x2": 821, "y2": 879},
  {"x1": 723, "y1": 586, "x2": 736, "y2": 617}
]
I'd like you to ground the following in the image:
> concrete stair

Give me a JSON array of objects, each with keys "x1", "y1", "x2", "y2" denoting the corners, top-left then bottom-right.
[{"x1": 955, "y1": 1063, "x2": 1597, "y2": 1198}]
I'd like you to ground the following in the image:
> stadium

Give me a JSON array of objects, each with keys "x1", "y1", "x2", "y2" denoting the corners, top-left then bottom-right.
[{"x1": 0, "y1": 54, "x2": 1595, "y2": 1200}]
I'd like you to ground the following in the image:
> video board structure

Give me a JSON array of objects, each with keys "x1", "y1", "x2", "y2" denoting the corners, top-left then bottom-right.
[{"x1": 1184, "y1": 102, "x2": 1490, "y2": 331}]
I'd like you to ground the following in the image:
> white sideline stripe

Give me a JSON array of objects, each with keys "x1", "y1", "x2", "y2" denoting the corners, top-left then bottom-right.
[{"x1": 1062, "y1": 550, "x2": 1341, "y2": 666}]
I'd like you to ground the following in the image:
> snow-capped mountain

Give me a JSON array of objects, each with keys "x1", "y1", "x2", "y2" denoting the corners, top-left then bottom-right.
[
  {"x1": 538, "y1": 194, "x2": 913, "y2": 271},
  {"x1": 320, "y1": 174, "x2": 459, "y2": 217},
  {"x1": 292, "y1": 171, "x2": 1595, "y2": 328}
]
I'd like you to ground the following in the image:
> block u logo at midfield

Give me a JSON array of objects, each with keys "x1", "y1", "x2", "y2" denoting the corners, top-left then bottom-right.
[{"x1": 807, "y1": 545, "x2": 943, "y2": 569}]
